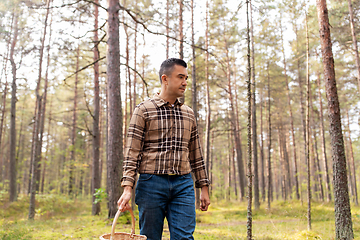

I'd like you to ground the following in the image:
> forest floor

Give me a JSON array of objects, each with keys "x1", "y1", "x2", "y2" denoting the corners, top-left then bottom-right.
[{"x1": 1, "y1": 193, "x2": 359, "y2": 239}]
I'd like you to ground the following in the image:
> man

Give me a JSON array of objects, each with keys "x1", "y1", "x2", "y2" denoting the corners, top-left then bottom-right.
[{"x1": 117, "y1": 58, "x2": 210, "y2": 240}]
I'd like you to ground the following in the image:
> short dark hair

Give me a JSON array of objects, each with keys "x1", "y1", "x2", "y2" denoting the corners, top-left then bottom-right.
[{"x1": 159, "y1": 58, "x2": 187, "y2": 83}]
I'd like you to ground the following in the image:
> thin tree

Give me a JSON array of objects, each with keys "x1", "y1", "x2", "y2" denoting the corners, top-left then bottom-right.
[
  {"x1": 9, "y1": 9, "x2": 19, "y2": 202},
  {"x1": 107, "y1": 0, "x2": 123, "y2": 218},
  {"x1": 246, "y1": 0, "x2": 253, "y2": 238},
  {"x1": 38, "y1": 11, "x2": 53, "y2": 193},
  {"x1": 190, "y1": 0, "x2": 200, "y2": 209},
  {"x1": 166, "y1": 0, "x2": 170, "y2": 59},
  {"x1": 250, "y1": 1, "x2": 259, "y2": 210},
  {"x1": 92, "y1": 0, "x2": 101, "y2": 215},
  {"x1": 178, "y1": 0, "x2": 184, "y2": 59},
  {"x1": 316, "y1": 0, "x2": 353, "y2": 238},
  {"x1": 260, "y1": 88, "x2": 265, "y2": 202},
  {"x1": 69, "y1": 42, "x2": 79, "y2": 196},
  {"x1": 266, "y1": 61, "x2": 272, "y2": 209},
  {"x1": 305, "y1": 9, "x2": 311, "y2": 230},
  {"x1": 204, "y1": 0, "x2": 211, "y2": 179},
  {"x1": 347, "y1": 0, "x2": 360, "y2": 92}
]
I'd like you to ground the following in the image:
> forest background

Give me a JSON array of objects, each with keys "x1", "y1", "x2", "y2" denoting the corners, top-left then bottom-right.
[{"x1": 0, "y1": 0, "x2": 360, "y2": 239}]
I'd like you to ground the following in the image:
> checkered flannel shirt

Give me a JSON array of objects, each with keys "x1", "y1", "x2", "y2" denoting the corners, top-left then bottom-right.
[{"x1": 121, "y1": 94, "x2": 210, "y2": 188}]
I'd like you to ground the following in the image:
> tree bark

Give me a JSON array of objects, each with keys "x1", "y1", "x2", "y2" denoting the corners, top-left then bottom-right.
[
  {"x1": 69, "y1": 43, "x2": 79, "y2": 196},
  {"x1": 305, "y1": 11, "x2": 311, "y2": 230},
  {"x1": 178, "y1": 0, "x2": 184, "y2": 59},
  {"x1": 166, "y1": 0, "x2": 170, "y2": 59},
  {"x1": 250, "y1": 2, "x2": 259, "y2": 210},
  {"x1": 246, "y1": 1, "x2": 253, "y2": 238},
  {"x1": 92, "y1": 0, "x2": 101, "y2": 215},
  {"x1": 266, "y1": 62, "x2": 272, "y2": 209},
  {"x1": 204, "y1": 0, "x2": 211, "y2": 180},
  {"x1": 316, "y1": 0, "x2": 354, "y2": 238},
  {"x1": 0, "y1": 82, "x2": 8, "y2": 184},
  {"x1": 9, "y1": 9, "x2": 19, "y2": 202},
  {"x1": 190, "y1": 0, "x2": 200, "y2": 209},
  {"x1": 260, "y1": 89, "x2": 265, "y2": 202},
  {"x1": 347, "y1": 0, "x2": 360, "y2": 93},
  {"x1": 107, "y1": 0, "x2": 123, "y2": 218}
]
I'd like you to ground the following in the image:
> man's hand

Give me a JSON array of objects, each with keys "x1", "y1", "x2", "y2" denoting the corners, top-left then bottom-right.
[
  {"x1": 200, "y1": 186, "x2": 210, "y2": 211},
  {"x1": 117, "y1": 186, "x2": 132, "y2": 212}
]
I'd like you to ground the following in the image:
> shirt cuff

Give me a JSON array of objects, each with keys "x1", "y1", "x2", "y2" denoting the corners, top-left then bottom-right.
[
  {"x1": 195, "y1": 179, "x2": 211, "y2": 188},
  {"x1": 121, "y1": 177, "x2": 135, "y2": 188}
]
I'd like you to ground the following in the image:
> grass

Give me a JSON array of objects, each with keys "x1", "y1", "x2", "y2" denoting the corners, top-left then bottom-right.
[{"x1": 1, "y1": 193, "x2": 359, "y2": 239}]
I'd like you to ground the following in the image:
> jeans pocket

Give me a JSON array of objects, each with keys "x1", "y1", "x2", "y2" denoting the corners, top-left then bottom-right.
[
  {"x1": 180, "y1": 173, "x2": 192, "y2": 179},
  {"x1": 138, "y1": 173, "x2": 154, "y2": 181}
]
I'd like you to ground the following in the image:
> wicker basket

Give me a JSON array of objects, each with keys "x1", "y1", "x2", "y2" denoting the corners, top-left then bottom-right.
[{"x1": 99, "y1": 208, "x2": 147, "y2": 240}]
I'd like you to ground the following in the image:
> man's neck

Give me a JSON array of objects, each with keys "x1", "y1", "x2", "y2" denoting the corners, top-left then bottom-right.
[{"x1": 158, "y1": 92, "x2": 177, "y2": 104}]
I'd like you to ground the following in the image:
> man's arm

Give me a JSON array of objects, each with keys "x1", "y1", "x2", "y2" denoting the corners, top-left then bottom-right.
[
  {"x1": 200, "y1": 185, "x2": 210, "y2": 211},
  {"x1": 118, "y1": 106, "x2": 145, "y2": 211}
]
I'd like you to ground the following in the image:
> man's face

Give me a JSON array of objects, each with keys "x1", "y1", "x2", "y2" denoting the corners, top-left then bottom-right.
[{"x1": 163, "y1": 64, "x2": 188, "y2": 98}]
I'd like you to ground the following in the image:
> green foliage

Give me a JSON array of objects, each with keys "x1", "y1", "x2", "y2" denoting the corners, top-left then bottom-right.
[
  {"x1": 93, "y1": 188, "x2": 108, "y2": 204},
  {"x1": 1, "y1": 196, "x2": 360, "y2": 239}
]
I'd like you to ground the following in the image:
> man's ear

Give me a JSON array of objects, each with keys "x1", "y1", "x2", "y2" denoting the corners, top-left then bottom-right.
[{"x1": 161, "y1": 74, "x2": 167, "y2": 85}]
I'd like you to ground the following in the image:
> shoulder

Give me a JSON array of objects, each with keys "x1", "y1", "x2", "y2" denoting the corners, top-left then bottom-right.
[
  {"x1": 180, "y1": 104, "x2": 196, "y2": 122},
  {"x1": 134, "y1": 98, "x2": 158, "y2": 117}
]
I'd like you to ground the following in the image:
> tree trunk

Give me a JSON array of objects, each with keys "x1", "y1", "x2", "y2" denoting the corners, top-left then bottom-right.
[
  {"x1": 166, "y1": 0, "x2": 170, "y2": 59},
  {"x1": 92, "y1": 0, "x2": 101, "y2": 215},
  {"x1": 0, "y1": 81, "x2": 8, "y2": 184},
  {"x1": 260, "y1": 89, "x2": 265, "y2": 202},
  {"x1": 190, "y1": 0, "x2": 200, "y2": 210},
  {"x1": 69, "y1": 43, "x2": 79, "y2": 196},
  {"x1": 178, "y1": 0, "x2": 184, "y2": 103},
  {"x1": 305, "y1": 11, "x2": 311, "y2": 230},
  {"x1": 178, "y1": 0, "x2": 184, "y2": 59},
  {"x1": 312, "y1": 126, "x2": 324, "y2": 201},
  {"x1": 280, "y1": 18, "x2": 300, "y2": 200},
  {"x1": 107, "y1": 0, "x2": 123, "y2": 218},
  {"x1": 316, "y1": 0, "x2": 354, "y2": 238},
  {"x1": 246, "y1": 1, "x2": 253, "y2": 238},
  {"x1": 346, "y1": 111, "x2": 358, "y2": 205},
  {"x1": 250, "y1": 2, "x2": 259, "y2": 210},
  {"x1": 316, "y1": 72, "x2": 331, "y2": 202},
  {"x1": 29, "y1": 97, "x2": 42, "y2": 219},
  {"x1": 347, "y1": 0, "x2": 360, "y2": 92},
  {"x1": 204, "y1": 0, "x2": 211, "y2": 180},
  {"x1": 266, "y1": 62, "x2": 272, "y2": 209},
  {"x1": 9, "y1": 9, "x2": 19, "y2": 202}
]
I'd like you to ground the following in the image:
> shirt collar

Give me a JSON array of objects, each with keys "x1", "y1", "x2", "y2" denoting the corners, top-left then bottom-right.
[{"x1": 153, "y1": 93, "x2": 184, "y2": 107}]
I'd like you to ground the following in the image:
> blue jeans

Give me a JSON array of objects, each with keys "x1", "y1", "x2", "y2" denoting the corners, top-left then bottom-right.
[{"x1": 135, "y1": 173, "x2": 196, "y2": 240}]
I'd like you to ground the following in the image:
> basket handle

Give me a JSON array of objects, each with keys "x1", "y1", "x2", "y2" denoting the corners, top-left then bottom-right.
[{"x1": 111, "y1": 208, "x2": 136, "y2": 240}]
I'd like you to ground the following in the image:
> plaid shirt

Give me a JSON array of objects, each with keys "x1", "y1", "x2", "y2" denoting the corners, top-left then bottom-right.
[{"x1": 121, "y1": 94, "x2": 210, "y2": 188}]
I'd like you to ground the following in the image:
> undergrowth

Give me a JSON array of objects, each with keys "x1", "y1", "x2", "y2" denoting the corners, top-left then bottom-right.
[{"x1": 0, "y1": 193, "x2": 359, "y2": 239}]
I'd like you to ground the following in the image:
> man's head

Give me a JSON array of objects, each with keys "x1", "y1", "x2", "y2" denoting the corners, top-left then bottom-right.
[
  {"x1": 158, "y1": 58, "x2": 188, "y2": 101},
  {"x1": 159, "y1": 58, "x2": 187, "y2": 84}
]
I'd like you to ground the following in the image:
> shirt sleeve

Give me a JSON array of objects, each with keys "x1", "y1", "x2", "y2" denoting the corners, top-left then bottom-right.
[
  {"x1": 121, "y1": 106, "x2": 146, "y2": 188},
  {"x1": 189, "y1": 120, "x2": 210, "y2": 188}
]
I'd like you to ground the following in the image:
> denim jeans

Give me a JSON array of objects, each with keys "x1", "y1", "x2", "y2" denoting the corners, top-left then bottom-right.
[{"x1": 135, "y1": 173, "x2": 196, "y2": 240}]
